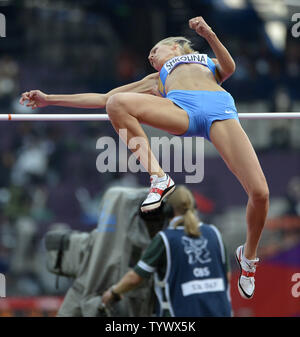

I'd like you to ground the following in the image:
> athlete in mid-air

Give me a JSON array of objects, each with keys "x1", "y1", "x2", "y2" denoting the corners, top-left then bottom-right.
[{"x1": 20, "y1": 16, "x2": 269, "y2": 299}]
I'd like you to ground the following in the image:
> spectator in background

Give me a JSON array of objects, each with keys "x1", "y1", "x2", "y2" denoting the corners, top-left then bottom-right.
[
  {"x1": 286, "y1": 176, "x2": 300, "y2": 216},
  {"x1": 102, "y1": 186, "x2": 232, "y2": 317},
  {"x1": 0, "y1": 56, "x2": 19, "y2": 110}
]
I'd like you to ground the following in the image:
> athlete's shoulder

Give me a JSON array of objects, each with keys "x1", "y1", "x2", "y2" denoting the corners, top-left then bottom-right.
[{"x1": 210, "y1": 57, "x2": 218, "y2": 64}]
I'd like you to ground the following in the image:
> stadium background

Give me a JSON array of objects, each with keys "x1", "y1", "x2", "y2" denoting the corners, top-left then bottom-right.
[{"x1": 0, "y1": 0, "x2": 299, "y2": 316}]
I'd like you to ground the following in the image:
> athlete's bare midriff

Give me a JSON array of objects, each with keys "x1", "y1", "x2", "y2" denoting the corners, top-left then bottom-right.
[{"x1": 164, "y1": 63, "x2": 226, "y2": 94}]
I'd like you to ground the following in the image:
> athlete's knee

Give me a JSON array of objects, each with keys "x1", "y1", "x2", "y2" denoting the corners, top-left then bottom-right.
[
  {"x1": 249, "y1": 183, "x2": 269, "y2": 205},
  {"x1": 106, "y1": 93, "x2": 131, "y2": 120}
]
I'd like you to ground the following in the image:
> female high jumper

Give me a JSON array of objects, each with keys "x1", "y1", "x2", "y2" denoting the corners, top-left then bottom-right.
[{"x1": 20, "y1": 16, "x2": 269, "y2": 299}]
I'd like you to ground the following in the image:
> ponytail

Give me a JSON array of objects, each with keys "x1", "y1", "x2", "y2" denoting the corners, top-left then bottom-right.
[
  {"x1": 167, "y1": 185, "x2": 200, "y2": 237},
  {"x1": 183, "y1": 209, "x2": 200, "y2": 237}
]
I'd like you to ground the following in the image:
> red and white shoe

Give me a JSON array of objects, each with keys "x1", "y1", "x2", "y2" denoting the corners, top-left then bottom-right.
[
  {"x1": 235, "y1": 245, "x2": 259, "y2": 299},
  {"x1": 140, "y1": 174, "x2": 175, "y2": 213}
]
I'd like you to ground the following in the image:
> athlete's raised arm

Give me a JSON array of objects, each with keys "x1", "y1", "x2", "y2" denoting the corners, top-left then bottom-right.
[
  {"x1": 189, "y1": 16, "x2": 236, "y2": 83},
  {"x1": 19, "y1": 72, "x2": 159, "y2": 110}
]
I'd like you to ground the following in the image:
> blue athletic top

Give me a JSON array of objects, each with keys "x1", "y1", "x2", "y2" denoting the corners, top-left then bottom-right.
[{"x1": 158, "y1": 53, "x2": 218, "y2": 97}]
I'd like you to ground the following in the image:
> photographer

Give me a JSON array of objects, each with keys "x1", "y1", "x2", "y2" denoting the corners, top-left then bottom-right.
[{"x1": 102, "y1": 185, "x2": 232, "y2": 317}]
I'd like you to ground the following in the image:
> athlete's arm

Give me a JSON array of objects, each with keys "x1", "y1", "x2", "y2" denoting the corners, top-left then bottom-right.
[
  {"x1": 189, "y1": 16, "x2": 236, "y2": 83},
  {"x1": 19, "y1": 72, "x2": 159, "y2": 110},
  {"x1": 107, "y1": 72, "x2": 160, "y2": 98}
]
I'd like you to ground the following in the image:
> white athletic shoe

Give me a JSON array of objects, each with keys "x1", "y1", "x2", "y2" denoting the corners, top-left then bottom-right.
[
  {"x1": 140, "y1": 174, "x2": 175, "y2": 213},
  {"x1": 235, "y1": 245, "x2": 259, "y2": 299}
]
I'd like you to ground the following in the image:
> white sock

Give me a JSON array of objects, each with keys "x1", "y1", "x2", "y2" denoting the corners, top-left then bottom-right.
[
  {"x1": 243, "y1": 253, "x2": 259, "y2": 263},
  {"x1": 156, "y1": 174, "x2": 167, "y2": 182}
]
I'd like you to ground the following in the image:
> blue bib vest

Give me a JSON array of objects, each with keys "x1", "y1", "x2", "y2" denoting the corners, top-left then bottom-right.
[{"x1": 155, "y1": 222, "x2": 232, "y2": 317}]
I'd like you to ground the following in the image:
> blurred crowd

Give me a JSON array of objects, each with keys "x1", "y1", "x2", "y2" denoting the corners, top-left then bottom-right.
[{"x1": 0, "y1": 1, "x2": 299, "y2": 299}]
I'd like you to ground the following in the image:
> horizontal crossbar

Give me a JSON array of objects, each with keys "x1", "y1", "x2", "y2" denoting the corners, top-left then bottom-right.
[{"x1": 0, "y1": 113, "x2": 300, "y2": 121}]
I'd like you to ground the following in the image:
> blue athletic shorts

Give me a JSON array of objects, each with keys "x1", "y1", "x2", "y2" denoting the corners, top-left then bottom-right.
[{"x1": 166, "y1": 90, "x2": 240, "y2": 141}]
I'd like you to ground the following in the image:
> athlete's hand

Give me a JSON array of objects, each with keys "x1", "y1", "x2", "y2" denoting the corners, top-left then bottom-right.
[
  {"x1": 19, "y1": 90, "x2": 49, "y2": 109},
  {"x1": 189, "y1": 16, "x2": 214, "y2": 39}
]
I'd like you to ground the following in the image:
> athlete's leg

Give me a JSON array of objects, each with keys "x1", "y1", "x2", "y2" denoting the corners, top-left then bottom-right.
[
  {"x1": 209, "y1": 119, "x2": 269, "y2": 260},
  {"x1": 106, "y1": 92, "x2": 189, "y2": 176}
]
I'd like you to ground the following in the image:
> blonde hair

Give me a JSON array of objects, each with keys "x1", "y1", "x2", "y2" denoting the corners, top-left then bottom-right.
[
  {"x1": 157, "y1": 36, "x2": 196, "y2": 55},
  {"x1": 167, "y1": 185, "x2": 200, "y2": 237}
]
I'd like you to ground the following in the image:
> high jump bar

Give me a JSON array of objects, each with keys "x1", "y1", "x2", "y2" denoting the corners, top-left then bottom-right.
[{"x1": 0, "y1": 113, "x2": 300, "y2": 121}]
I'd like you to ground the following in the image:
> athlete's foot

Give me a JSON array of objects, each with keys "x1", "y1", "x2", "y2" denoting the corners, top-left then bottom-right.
[
  {"x1": 235, "y1": 245, "x2": 259, "y2": 299},
  {"x1": 140, "y1": 174, "x2": 175, "y2": 213}
]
